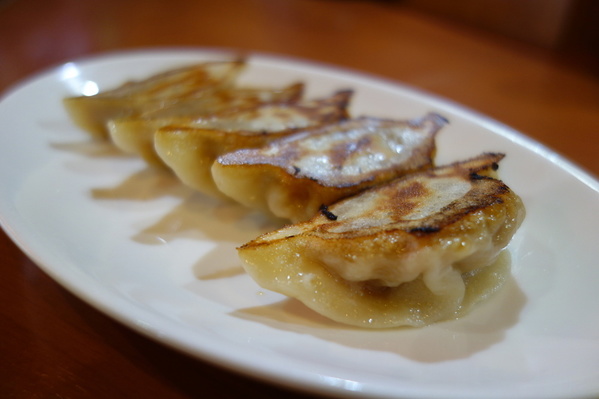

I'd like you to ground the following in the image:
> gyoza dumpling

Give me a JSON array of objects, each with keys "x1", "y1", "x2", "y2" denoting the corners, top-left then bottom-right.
[
  {"x1": 212, "y1": 113, "x2": 446, "y2": 222},
  {"x1": 107, "y1": 82, "x2": 304, "y2": 167},
  {"x1": 63, "y1": 59, "x2": 245, "y2": 139},
  {"x1": 237, "y1": 153, "x2": 525, "y2": 328},
  {"x1": 154, "y1": 90, "x2": 353, "y2": 197}
]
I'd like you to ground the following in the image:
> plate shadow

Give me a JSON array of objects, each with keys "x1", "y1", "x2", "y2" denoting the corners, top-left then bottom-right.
[{"x1": 231, "y1": 276, "x2": 527, "y2": 363}]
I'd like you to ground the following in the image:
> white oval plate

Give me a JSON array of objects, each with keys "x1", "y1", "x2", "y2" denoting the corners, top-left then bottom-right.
[{"x1": 1, "y1": 48, "x2": 598, "y2": 399}]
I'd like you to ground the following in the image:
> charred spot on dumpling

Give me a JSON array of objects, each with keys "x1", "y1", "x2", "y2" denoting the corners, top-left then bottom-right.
[
  {"x1": 469, "y1": 173, "x2": 487, "y2": 181},
  {"x1": 409, "y1": 226, "x2": 441, "y2": 234},
  {"x1": 319, "y1": 204, "x2": 338, "y2": 221}
]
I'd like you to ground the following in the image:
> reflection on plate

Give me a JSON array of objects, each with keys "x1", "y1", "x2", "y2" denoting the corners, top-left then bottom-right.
[{"x1": 1, "y1": 48, "x2": 598, "y2": 399}]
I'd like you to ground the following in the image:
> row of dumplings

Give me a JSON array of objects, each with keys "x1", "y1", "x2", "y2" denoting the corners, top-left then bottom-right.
[
  {"x1": 63, "y1": 58, "x2": 447, "y2": 222},
  {"x1": 63, "y1": 59, "x2": 526, "y2": 327}
]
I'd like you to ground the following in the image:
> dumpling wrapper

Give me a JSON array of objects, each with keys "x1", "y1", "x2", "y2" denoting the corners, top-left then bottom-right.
[
  {"x1": 107, "y1": 82, "x2": 304, "y2": 167},
  {"x1": 154, "y1": 90, "x2": 353, "y2": 197},
  {"x1": 212, "y1": 113, "x2": 446, "y2": 222},
  {"x1": 237, "y1": 153, "x2": 526, "y2": 328},
  {"x1": 63, "y1": 59, "x2": 245, "y2": 139}
]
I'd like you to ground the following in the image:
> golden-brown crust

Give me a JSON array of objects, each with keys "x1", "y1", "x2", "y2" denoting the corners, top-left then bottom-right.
[
  {"x1": 241, "y1": 153, "x2": 513, "y2": 245},
  {"x1": 107, "y1": 82, "x2": 306, "y2": 167},
  {"x1": 217, "y1": 113, "x2": 444, "y2": 184},
  {"x1": 320, "y1": 152, "x2": 508, "y2": 237},
  {"x1": 91, "y1": 58, "x2": 246, "y2": 99},
  {"x1": 154, "y1": 90, "x2": 353, "y2": 196},
  {"x1": 237, "y1": 153, "x2": 525, "y2": 327},
  {"x1": 214, "y1": 113, "x2": 446, "y2": 221},
  {"x1": 63, "y1": 59, "x2": 247, "y2": 139}
]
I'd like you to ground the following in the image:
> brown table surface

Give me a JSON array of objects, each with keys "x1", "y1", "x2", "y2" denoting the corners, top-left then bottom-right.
[{"x1": 1, "y1": 0, "x2": 598, "y2": 398}]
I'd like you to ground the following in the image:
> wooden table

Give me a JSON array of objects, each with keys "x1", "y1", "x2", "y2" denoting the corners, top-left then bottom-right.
[{"x1": 1, "y1": 0, "x2": 598, "y2": 397}]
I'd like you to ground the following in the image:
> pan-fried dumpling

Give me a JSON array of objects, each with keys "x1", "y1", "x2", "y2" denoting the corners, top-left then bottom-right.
[
  {"x1": 237, "y1": 153, "x2": 526, "y2": 328},
  {"x1": 63, "y1": 59, "x2": 246, "y2": 139},
  {"x1": 212, "y1": 113, "x2": 446, "y2": 222},
  {"x1": 154, "y1": 90, "x2": 353, "y2": 197},
  {"x1": 107, "y1": 82, "x2": 304, "y2": 167}
]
